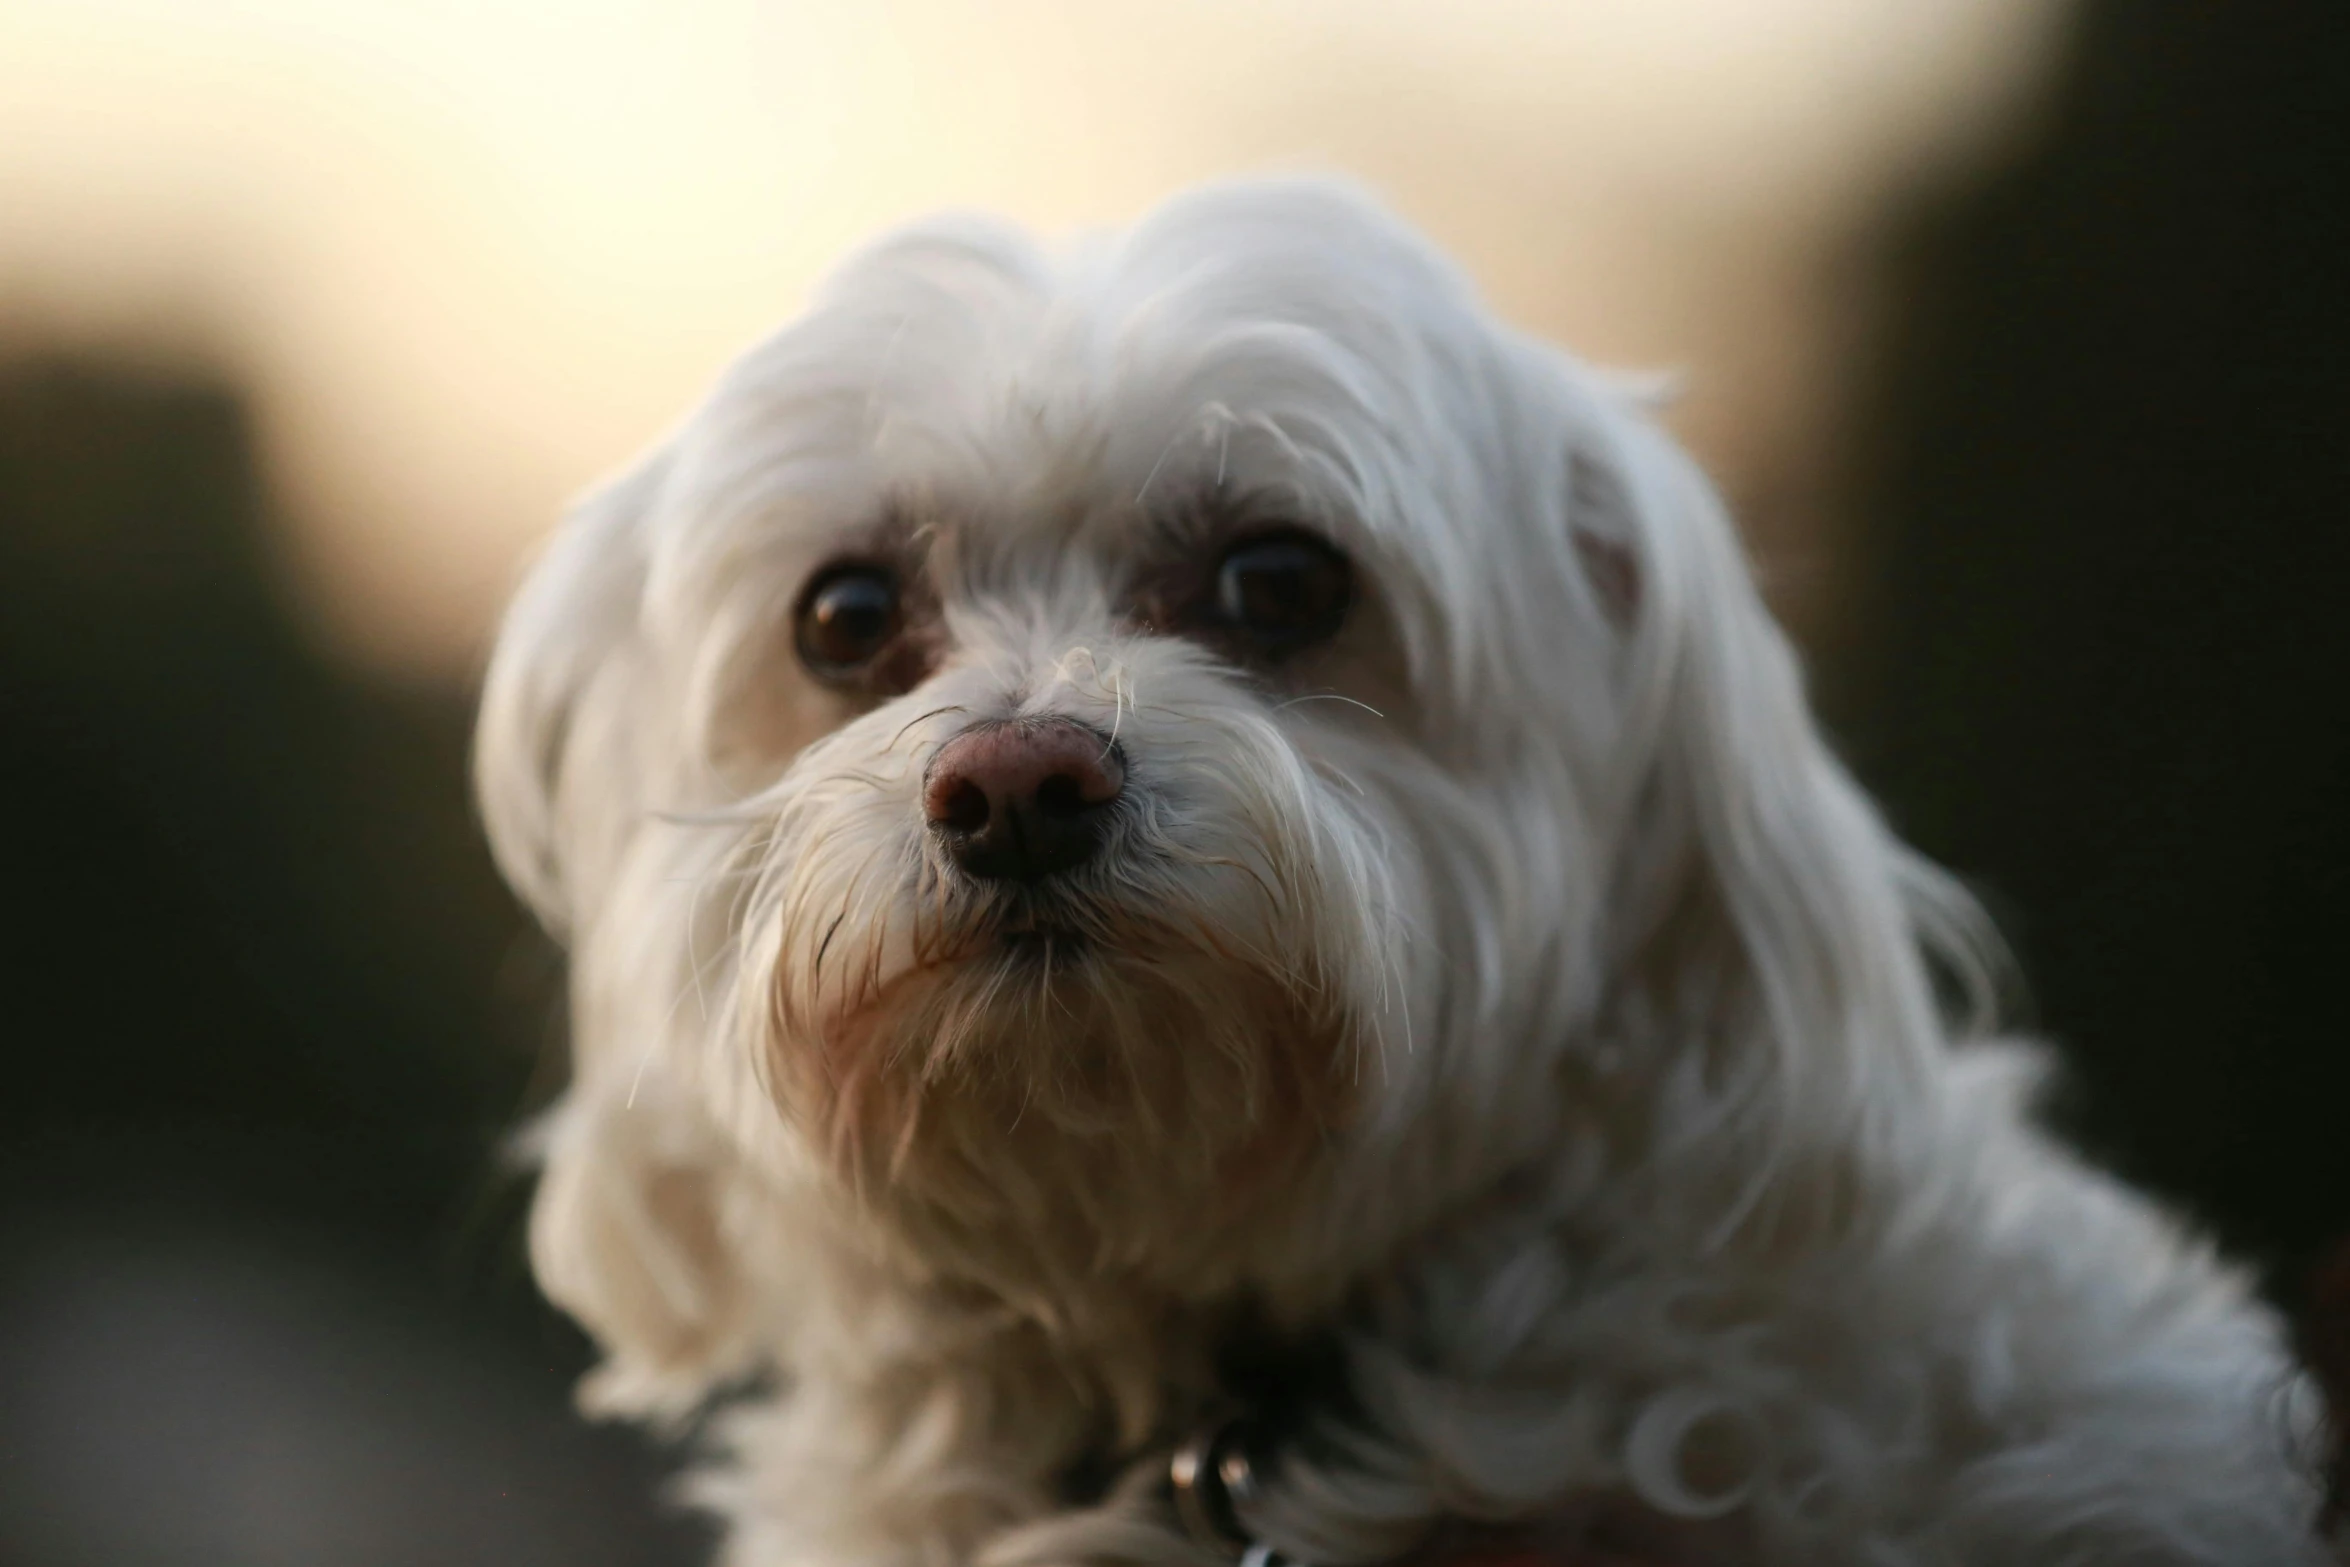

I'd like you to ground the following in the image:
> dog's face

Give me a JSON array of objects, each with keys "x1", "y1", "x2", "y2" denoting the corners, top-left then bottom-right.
[{"x1": 479, "y1": 181, "x2": 1931, "y2": 1394}]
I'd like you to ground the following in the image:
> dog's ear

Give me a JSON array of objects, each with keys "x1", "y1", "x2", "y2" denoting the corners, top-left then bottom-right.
[
  {"x1": 478, "y1": 451, "x2": 766, "y2": 1415},
  {"x1": 1589, "y1": 415, "x2": 1992, "y2": 1235},
  {"x1": 476, "y1": 454, "x2": 667, "y2": 937},
  {"x1": 526, "y1": 1071, "x2": 765, "y2": 1419}
]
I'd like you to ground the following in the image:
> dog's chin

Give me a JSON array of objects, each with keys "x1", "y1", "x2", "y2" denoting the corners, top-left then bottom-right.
[
  {"x1": 768, "y1": 895, "x2": 1356, "y2": 1290},
  {"x1": 990, "y1": 916, "x2": 1093, "y2": 969}
]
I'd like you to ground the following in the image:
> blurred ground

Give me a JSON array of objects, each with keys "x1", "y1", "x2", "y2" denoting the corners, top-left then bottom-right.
[{"x1": 0, "y1": 2, "x2": 2344, "y2": 1564}]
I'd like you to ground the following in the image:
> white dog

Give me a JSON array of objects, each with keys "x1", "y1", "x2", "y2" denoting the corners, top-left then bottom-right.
[{"x1": 475, "y1": 179, "x2": 2323, "y2": 1566}]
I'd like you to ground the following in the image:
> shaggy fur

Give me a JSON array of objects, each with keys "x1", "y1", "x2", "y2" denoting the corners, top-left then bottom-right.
[{"x1": 475, "y1": 179, "x2": 2323, "y2": 1566}]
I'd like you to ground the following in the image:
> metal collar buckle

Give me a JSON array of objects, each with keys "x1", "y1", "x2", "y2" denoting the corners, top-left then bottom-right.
[{"x1": 1169, "y1": 1419, "x2": 1307, "y2": 1567}]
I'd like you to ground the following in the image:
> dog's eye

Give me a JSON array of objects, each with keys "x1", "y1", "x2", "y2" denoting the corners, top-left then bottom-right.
[
  {"x1": 796, "y1": 562, "x2": 902, "y2": 677},
  {"x1": 1208, "y1": 531, "x2": 1352, "y2": 653}
]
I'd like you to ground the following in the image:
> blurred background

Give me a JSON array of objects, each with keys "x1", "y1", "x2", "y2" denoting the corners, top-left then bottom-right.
[{"x1": 0, "y1": 2, "x2": 2341, "y2": 1563}]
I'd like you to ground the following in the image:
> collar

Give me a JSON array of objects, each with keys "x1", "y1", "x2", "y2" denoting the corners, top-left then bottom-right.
[{"x1": 1051, "y1": 1311, "x2": 1353, "y2": 1566}]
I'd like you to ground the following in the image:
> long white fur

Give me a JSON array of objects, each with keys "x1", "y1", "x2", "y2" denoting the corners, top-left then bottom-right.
[{"x1": 475, "y1": 179, "x2": 2323, "y2": 1567}]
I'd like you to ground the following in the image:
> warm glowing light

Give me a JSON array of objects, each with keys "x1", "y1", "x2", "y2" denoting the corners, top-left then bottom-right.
[{"x1": 0, "y1": 0, "x2": 2066, "y2": 676}]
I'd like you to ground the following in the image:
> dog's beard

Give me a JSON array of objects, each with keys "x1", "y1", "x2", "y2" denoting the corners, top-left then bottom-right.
[
  {"x1": 740, "y1": 741, "x2": 1372, "y2": 1305},
  {"x1": 796, "y1": 928, "x2": 1346, "y2": 1301}
]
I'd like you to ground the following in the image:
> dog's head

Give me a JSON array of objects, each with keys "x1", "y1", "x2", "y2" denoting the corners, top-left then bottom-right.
[{"x1": 477, "y1": 179, "x2": 1971, "y2": 1413}]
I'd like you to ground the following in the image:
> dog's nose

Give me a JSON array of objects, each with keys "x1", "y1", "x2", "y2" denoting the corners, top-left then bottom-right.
[{"x1": 924, "y1": 719, "x2": 1125, "y2": 882}]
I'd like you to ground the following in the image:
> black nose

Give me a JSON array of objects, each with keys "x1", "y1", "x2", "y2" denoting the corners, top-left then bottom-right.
[{"x1": 923, "y1": 719, "x2": 1126, "y2": 881}]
